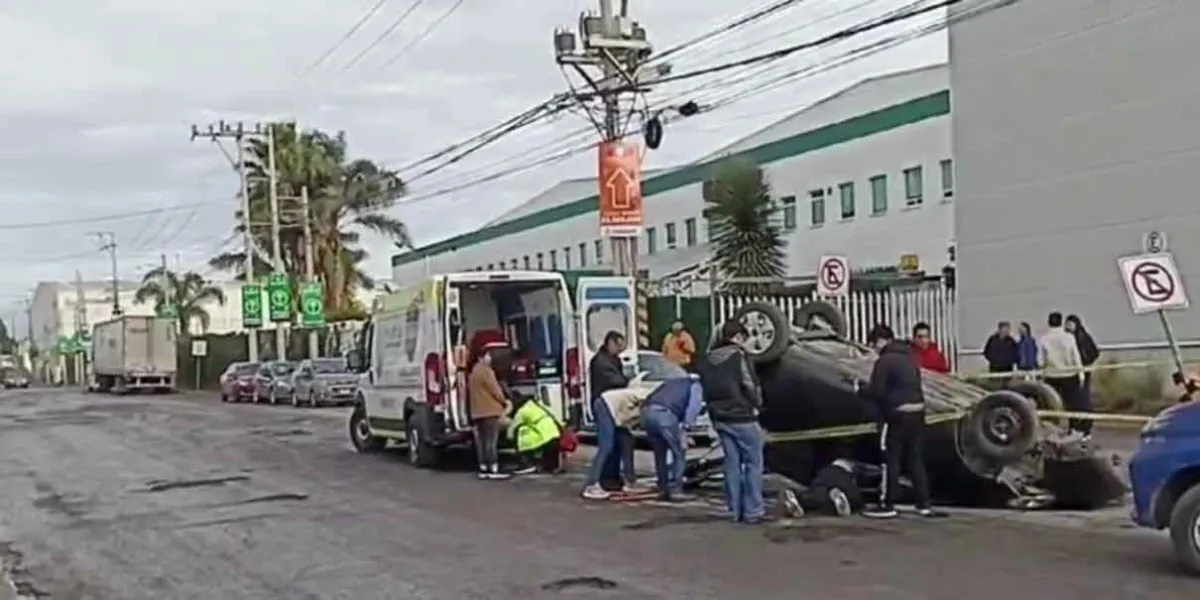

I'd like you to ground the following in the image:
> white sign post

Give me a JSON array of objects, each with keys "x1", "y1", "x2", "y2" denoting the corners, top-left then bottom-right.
[
  {"x1": 816, "y1": 255, "x2": 850, "y2": 297},
  {"x1": 1118, "y1": 252, "x2": 1190, "y2": 380},
  {"x1": 190, "y1": 340, "x2": 208, "y2": 391}
]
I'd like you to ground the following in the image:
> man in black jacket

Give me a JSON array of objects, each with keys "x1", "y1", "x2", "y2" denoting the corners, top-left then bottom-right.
[
  {"x1": 982, "y1": 321, "x2": 1019, "y2": 374},
  {"x1": 584, "y1": 331, "x2": 638, "y2": 496},
  {"x1": 698, "y1": 320, "x2": 768, "y2": 523},
  {"x1": 861, "y1": 324, "x2": 946, "y2": 519}
]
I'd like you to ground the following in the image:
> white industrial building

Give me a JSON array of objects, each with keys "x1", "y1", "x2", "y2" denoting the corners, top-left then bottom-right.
[
  {"x1": 950, "y1": 0, "x2": 1200, "y2": 356},
  {"x1": 393, "y1": 64, "x2": 955, "y2": 285}
]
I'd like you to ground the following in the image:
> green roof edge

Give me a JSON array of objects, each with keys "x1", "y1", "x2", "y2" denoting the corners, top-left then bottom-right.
[{"x1": 393, "y1": 89, "x2": 951, "y2": 268}]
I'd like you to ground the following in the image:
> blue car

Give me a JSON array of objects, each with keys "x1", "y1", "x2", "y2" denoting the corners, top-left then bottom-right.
[{"x1": 1129, "y1": 400, "x2": 1200, "y2": 574}]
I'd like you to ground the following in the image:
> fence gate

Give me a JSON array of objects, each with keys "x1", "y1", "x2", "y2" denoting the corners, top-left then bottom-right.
[{"x1": 712, "y1": 285, "x2": 958, "y2": 370}]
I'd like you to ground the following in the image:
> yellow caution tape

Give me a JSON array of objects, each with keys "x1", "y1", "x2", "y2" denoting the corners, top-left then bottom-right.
[{"x1": 762, "y1": 409, "x2": 1149, "y2": 444}]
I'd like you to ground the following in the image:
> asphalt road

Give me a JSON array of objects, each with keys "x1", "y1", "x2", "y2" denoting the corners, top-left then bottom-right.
[{"x1": 0, "y1": 388, "x2": 1194, "y2": 600}]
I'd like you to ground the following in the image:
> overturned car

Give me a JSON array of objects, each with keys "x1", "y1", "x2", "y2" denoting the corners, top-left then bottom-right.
[{"x1": 689, "y1": 301, "x2": 1127, "y2": 510}]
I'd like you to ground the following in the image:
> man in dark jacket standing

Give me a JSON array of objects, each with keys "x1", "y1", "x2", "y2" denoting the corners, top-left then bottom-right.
[
  {"x1": 698, "y1": 320, "x2": 768, "y2": 524},
  {"x1": 862, "y1": 324, "x2": 945, "y2": 519},
  {"x1": 583, "y1": 331, "x2": 638, "y2": 497},
  {"x1": 983, "y1": 321, "x2": 1019, "y2": 374}
]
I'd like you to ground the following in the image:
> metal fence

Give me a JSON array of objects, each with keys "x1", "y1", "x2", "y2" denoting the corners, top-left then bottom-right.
[{"x1": 711, "y1": 284, "x2": 958, "y2": 370}]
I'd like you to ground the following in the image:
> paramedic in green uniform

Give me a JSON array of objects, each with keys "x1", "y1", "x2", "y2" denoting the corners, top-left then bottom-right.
[{"x1": 508, "y1": 395, "x2": 564, "y2": 474}]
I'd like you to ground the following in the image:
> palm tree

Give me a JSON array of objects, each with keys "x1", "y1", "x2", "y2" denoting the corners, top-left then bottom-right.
[
  {"x1": 207, "y1": 122, "x2": 411, "y2": 314},
  {"x1": 702, "y1": 157, "x2": 787, "y2": 293},
  {"x1": 134, "y1": 268, "x2": 227, "y2": 334}
]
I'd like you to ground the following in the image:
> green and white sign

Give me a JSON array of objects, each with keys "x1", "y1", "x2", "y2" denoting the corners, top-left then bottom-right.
[
  {"x1": 57, "y1": 332, "x2": 89, "y2": 355},
  {"x1": 241, "y1": 284, "x2": 264, "y2": 329},
  {"x1": 300, "y1": 282, "x2": 325, "y2": 327},
  {"x1": 267, "y1": 272, "x2": 292, "y2": 323}
]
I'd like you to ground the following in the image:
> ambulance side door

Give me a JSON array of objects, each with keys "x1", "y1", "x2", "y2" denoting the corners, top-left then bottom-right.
[{"x1": 575, "y1": 276, "x2": 639, "y2": 425}]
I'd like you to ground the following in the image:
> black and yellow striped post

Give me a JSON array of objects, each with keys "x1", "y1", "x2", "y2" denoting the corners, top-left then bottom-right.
[{"x1": 635, "y1": 275, "x2": 651, "y2": 350}]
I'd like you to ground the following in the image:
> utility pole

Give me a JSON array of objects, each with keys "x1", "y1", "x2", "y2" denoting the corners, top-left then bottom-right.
[
  {"x1": 73, "y1": 270, "x2": 88, "y2": 387},
  {"x1": 266, "y1": 124, "x2": 287, "y2": 360},
  {"x1": 553, "y1": 0, "x2": 653, "y2": 278},
  {"x1": 93, "y1": 232, "x2": 121, "y2": 317},
  {"x1": 300, "y1": 186, "x2": 318, "y2": 359},
  {"x1": 190, "y1": 121, "x2": 268, "y2": 363}
]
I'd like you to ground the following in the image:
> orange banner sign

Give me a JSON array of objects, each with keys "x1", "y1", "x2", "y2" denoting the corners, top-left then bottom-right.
[{"x1": 597, "y1": 141, "x2": 643, "y2": 237}]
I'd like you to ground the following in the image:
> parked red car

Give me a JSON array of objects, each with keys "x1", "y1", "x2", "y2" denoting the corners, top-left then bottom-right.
[{"x1": 219, "y1": 362, "x2": 261, "y2": 403}]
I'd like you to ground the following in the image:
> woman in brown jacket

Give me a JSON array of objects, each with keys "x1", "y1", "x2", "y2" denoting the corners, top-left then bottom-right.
[{"x1": 469, "y1": 345, "x2": 512, "y2": 479}]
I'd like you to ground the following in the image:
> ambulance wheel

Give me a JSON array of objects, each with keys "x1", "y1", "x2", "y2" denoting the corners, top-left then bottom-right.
[
  {"x1": 1169, "y1": 484, "x2": 1200, "y2": 574},
  {"x1": 349, "y1": 403, "x2": 385, "y2": 453},
  {"x1": 405, "y1": 412, "x2": 441, "y2": 469}
]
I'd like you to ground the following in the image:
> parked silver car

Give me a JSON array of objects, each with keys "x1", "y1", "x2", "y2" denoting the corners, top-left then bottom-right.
[
  {"x1": 254, "y1": 360, "x2": 296, "y2": 404},
  {"x1": 288, "y1": 357, "x2": 358, "y2": 407}
]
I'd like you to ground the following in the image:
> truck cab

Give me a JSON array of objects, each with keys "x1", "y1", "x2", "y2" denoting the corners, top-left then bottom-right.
[
  {"x1": 1129, "y1": 400, "x2": 1200, "y2": 574},
  {"x1": 345, "y1": 271, "x2": 637, "y2": 467}
]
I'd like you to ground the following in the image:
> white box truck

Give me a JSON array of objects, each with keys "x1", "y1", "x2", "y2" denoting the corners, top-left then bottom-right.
[{"x1": 91, "y1": 315, "x2": 177, "y2": 394}]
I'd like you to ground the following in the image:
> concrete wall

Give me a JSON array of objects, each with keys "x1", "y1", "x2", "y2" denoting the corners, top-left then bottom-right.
[{"x1": 951, "y1": 0, "x2": 1200, "y2": 353}]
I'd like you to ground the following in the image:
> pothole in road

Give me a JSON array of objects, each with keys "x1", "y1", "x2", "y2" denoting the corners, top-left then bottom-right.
[
  {"x1": 621, "y1": 513, "x2": 729, "y2": 531},
  {"x1": 761, "y1": 521, "x2": 895, "y2": 544},
  {"x1": 540, "y1": 576, "x2": 619, "y2": 592},
  {"x1": 142, "y1": 475, "x2": 252, "y2": 493}
]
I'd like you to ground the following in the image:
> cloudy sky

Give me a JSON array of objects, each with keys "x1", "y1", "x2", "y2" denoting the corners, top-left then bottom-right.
[{"x1": 0, "y1": 0, "x2": 945, "y2": 330}]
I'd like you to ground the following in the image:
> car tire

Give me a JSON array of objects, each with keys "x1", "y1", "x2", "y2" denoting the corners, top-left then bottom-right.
[
  {"x1": 349, "y1": 403, "x2": 385, "y2": 453},
  {"x1": 405, "y1": 415, "x2": 440, "y2": 469},
  {"x1": 732, "y1": 301, "x2": 792, "y2": 364},
  {"x1": 963, "y1": 390, "x2": 1039, "y2": 463},
  {"x1": 793, "y1": 300, "x2": 849, "y2": 338},
  {"x1": 1170, "y1": 484, "x2": 1200, "y2": 575},
  {"x1": 1005, "y1": 379, "x2": 1066, "y2": 428}
]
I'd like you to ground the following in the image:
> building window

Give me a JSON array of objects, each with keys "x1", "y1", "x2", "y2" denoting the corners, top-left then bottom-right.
[
  {"x1": 904, "y1": 166, "x2": 923, "y2": 206},
  {"x1": 510, "y1": 258, "x2": 518, "y2": 269},
  {"x1": 594, "y1": 239, "x2": 604, "y2": 264},
  {"x1": 578, "y1": 243, "x2": 587, "y2": 267},
  {"x1": 486, "y1": 263, "x2": 493, "y2": 270},
  {"x1": 838, "y1": 183, "x2": 855, "y2": 219},
  {"x1": 550, "y1": 250, "x2": 558, "y2": 270},
  {"x1": 665, "y1": 223, "x2": 677, "y2": 248},
  {"x1": 684, "y1": 217, "x2": 697, "y2": 246},
  {"x1": 537, "y1": 253, "x2": 545, "y2": 270},
  {"x1": 562, "y1": 247, "x2": 571, "y2": 269},
  {"x1": 645, "y1": 227, "x2": 657, "y2": 255},
  {"x1": 780, "y1": 196, "x2": 797, "y2": 230},
  {"x1": 870, "y1": 175, "x2": 887, "y2": 215},
  {"x1": 809, "y1": 190, "x2": 825, "y2": 226},
  {"x1": 940, "y1": 159, "x2": 954, "y2": 199},
  {"x1": 523, "y1": 256, "x2": 530, "y2": 269}
]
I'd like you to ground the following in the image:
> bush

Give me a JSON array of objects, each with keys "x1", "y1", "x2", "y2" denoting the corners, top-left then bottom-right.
[{"x1": 1092, "y1": 361, "x2": 1169, "y2": 416}]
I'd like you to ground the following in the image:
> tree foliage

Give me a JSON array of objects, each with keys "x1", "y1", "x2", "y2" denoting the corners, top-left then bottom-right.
[
  {"x1": 702, "y1": 157, "x2": 787, "y2": 293},
  {"x1": 134, "y1": 267, "x2": 227, "y2": 334},
  {"x1": 208, "y1": 122, "x2": 410, "y2": 313}
]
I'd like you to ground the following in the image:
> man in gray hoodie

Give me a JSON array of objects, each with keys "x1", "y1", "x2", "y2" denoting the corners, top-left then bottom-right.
[{"x1": 698, "y1": 320, "x2": 768, "y2": 523}]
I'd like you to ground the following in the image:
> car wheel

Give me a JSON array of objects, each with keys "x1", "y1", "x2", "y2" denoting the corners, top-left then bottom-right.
[
  {"x1": 404, "y1": 416, "x2": 440, "y2": 468},
  {"x1": 349, "y1": 404, "x2": 385, "y2": 453},
  {"x1": 731, "y1": 301, "x2": 792, "y2": 364},
  {"x1": 1170, "y1": 484, "x2": 1200, "y2": 574},
  {"x1": 963, "y1": 390, "x2": 1039, "y2": 463},
  {"x1": 1005, "y1": 379, "x2": 1066, "y2": 428},
  {"x1": 793, "y1": 300, "x2": 848, "y2": 338}
]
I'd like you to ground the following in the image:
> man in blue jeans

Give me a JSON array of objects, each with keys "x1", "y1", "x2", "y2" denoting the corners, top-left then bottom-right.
[
  {"x1": 641, "y1": 374, "x2": 705, "y2": 502},
  {"x1": 581, "y1": 331, "x2": 639, "y2": 500},
  {"x1": 697, "y1": 320, "x2": 767, "y2": 523}
]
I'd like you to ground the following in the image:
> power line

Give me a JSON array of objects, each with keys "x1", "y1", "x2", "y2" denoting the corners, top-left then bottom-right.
[
  {"x1": 373, "y1": 0, "x2": 468, "y2": 73},
  {"x1": 339, "y1": 0, "x2": 429, "y2": 72},
  {"x1": 301, "y1": 0, "x2": 394, "y2": 76},
  {"x1": 0, "y1": 201, "x2": 207, "y2": 232}
]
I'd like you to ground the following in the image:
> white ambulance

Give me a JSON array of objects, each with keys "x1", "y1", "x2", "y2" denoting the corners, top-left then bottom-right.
[{"x1": 345, "y1": 270, "x2": 637, "y2": 467}]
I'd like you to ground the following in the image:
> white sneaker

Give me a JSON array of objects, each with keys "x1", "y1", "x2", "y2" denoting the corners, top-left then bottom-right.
[
  {"x1": 513, "y1": 465, "x2": 538, "y2": 475},
  {"x1": 581, "y1": 484, "x2": 610, "y2": 500}
]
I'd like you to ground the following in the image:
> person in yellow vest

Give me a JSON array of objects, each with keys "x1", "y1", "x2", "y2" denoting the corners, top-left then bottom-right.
[
  {"x1": 508, "y1": 395, "x2": 565, "y2": 475},
  {"x1": 661, "y1": 321, "x2": 697, "y2": 368}
]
